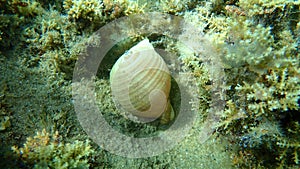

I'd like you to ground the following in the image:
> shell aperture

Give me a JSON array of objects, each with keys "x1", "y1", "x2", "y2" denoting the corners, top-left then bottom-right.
[{"x1": 110, "y1": 39, "x2": 172, "y2": 122}]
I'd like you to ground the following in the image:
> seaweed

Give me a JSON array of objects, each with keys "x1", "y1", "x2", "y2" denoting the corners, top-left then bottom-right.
[
  {"x1": 12, "y1": 129, "x2": 95, "y2": 168},
  {"x1": 0, "y1": 0, "x2": 299, "y2": 168}
]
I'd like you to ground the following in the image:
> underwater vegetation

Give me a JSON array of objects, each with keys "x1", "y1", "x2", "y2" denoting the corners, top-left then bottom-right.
[
  {"x1": 0, "y1": 0, "x2": 299, "y2": 168},
  {"x1": 11, "y1": 129, "x2": 95, "y2": 168},
  {"x1": 185, "y1": 0, "x2": 300, "y2": 167}
]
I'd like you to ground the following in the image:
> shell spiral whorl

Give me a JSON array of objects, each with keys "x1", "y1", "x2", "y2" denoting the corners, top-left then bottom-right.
[{"x1": 110, "y1": 39, "x2": 172, "y2": 122}]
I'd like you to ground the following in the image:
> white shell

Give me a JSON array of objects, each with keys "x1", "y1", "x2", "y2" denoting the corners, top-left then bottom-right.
[{"x1": 110, "y1": 39, "x2": 171, "y2": 121}]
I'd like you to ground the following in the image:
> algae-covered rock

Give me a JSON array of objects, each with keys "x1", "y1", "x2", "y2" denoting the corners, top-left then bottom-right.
[
  {"x1": 12, "y1": 129, "x2": 95, "y2": 169},
  {"x1": 0, "y1": 0, "x2": 299, "y2": 168}
]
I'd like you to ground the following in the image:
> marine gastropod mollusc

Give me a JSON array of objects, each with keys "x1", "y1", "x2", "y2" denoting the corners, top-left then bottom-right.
[{"x1": 110, "y1": 39, "x2": 173, "y2": 123}]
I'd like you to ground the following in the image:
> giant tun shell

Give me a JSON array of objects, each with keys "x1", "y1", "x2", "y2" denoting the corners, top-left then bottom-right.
[{"x1": 110, "y1": 39, "x2": 171, "y2": 121}]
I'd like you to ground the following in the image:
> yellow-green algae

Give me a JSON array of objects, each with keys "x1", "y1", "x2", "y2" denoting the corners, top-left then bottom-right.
[
  {"x1": 0, "y1": 0, "x2": 299, "y2": 168},
  {"x1": 11, "y1": 129, "x2": 95, "y2": 169}
]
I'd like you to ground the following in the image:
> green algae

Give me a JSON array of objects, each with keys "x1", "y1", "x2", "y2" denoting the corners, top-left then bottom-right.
[{"x1": 0, "y1": 0, "x2": 299, "y2": 168}]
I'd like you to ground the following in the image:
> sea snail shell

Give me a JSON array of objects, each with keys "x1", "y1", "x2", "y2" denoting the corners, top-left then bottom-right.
[{"x1": 110, "y1": 39, "x2": 173, "y2": 123}]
